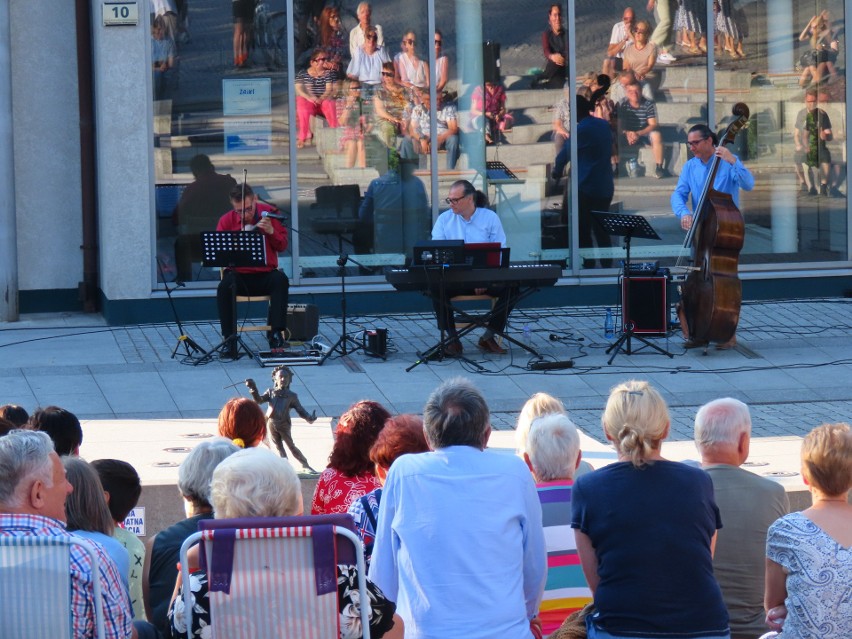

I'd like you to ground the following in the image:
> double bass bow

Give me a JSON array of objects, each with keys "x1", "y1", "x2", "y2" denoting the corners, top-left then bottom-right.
[{"x1": 678, "y1": 103, "x2": 750, "y2": 346}]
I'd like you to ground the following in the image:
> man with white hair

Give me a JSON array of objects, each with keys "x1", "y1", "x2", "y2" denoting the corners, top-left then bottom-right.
[
  {"x1": 0, "y1": 429, "x2": 134, "y2": 639},
  {"x1": 525, "y1": 414, "x2": 593, "y2": 637},
  {"x1": 693, "y1": 398, "x2": 789, "y2": 639},
  {"x1": 349, "y1": 2, "x2": 384, "y2": 58},
  {"x1": 370, "y1": 377, "x2": 546, "y2": 639}
]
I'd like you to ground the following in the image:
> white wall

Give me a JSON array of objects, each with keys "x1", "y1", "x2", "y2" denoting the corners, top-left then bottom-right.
[{"x1": 11, "y1": 0, "x2": 83, "y2": 291}]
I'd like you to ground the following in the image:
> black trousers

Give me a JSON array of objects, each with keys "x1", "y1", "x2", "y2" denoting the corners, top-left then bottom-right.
[
  {"x1": 578, "y1": 191, "x2": 614, "y2": 268},
  {"x1": 217, "y1": 269, "x2": 289, "y2": 338},
  {"x1": 431, "y1": 286, "x2": 519, "y2": 336}
]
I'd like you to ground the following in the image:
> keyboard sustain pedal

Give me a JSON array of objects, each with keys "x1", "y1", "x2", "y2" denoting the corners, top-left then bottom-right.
[{"x1": 530, "y1": 359, "x2": 574, "y2": 371}]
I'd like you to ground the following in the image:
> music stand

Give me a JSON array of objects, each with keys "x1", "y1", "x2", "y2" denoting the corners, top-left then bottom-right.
[
  {"x1": 592, "y1": 211, "x2": 674, "y2": 364},
  {"x1": 196, "y1": 231, "x2": 267, "y2": 363}
]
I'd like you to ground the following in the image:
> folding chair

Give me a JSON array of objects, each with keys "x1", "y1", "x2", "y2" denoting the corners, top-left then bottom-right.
[
  {"x1": 0, "y1": 536, "x2": 106, "y2": 639},
  {"x1": 180, "y1": 514, "x2": 370, "y2": 639}
]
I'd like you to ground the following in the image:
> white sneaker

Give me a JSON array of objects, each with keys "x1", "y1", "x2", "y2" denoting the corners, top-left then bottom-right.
[{"x1": 657, "y1": 51, "x2": 677, "y2": 64}]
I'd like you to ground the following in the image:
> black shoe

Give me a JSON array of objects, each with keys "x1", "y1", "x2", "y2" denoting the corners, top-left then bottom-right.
[
  {"x1": 221, "y1": 343, "x2": 240, "y2": 360},
  {"x1": 809, "y1": 186, "x2": 818, "y2": 196},
  {"x1": 267, "y1": 331, "x2": 285, "y2": 349},
  {"x1": 820, "y1": 184, "x2": 829, "y2": 196},
  {"x1": 829, "y1": 187, "x2": 844, "y2": 198},
  {"x1": 654, "y1": 166, "x2": 672, "y2": 179}
]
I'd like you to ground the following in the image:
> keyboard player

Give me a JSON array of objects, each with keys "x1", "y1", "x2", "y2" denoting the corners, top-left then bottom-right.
[{"x1": 430, "y1": 179, "x2": 518, "y2": 356}]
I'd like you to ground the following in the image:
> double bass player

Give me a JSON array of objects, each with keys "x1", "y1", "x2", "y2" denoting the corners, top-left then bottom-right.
[{"x1": 671, "y1": 123, "x2": 754, "y2": 350}]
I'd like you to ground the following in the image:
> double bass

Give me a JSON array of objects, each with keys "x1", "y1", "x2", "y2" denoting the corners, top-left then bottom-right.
[{"x1": 679, "y1": 103, "x2": 750, "y2": 346}]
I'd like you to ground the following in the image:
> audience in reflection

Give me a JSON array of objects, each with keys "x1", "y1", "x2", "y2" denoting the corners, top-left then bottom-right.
[
  {"x1": 317, "y1": 6, "x2": 349, "y2": 75},
  {"x1": 400, "y1": 89, "x2": 459, "y2": 170},
  {"x1": 534, "y1": 3, "x2": 567, "y2": 89},
  {"x1": 471, "y1": 80, "x2": 510, "y2": 145},
  {"x1": 339, "y1": 80, "x2": 371, "y2": 168},
  {"x1": 296, "y1": 49, "x2": 340, "y2": 149},
  {"x1": 231, "y1": 0, "x2": 253, "y2": 68},
  {"x1": 347, "y1": 26, "x2": 391, "y2": 87},
  {"x1": 622, "y1": 19, "x2": 657, "y2": 100},
  {"x1": 394, "y1": 30, "x2": 429, "y2": 92},
  {"x1": 675, "y1": 0, "x2": 707, "y2": 55},
  {"x1": 373, "y1": 61, "x2": 410, "y2": 149},
  {"x1": 798, "y1": 11, "x2": 839, "y2": 88},
  {"x1": 715, "y1": 0, "x2": 745, "y2": 60},
  {"x1": 603, "y1": 7, "x2": 635, "y2": 79},
  {"x1": 793, "y1": 88, "x2": 843, "y2": 198},
  {"x1": 617, "y1": 81, "x2": 669, "y2": 179},
  {"x1": 349, "y1": 1, "x2": 385, "y2": 58},
  {"x1": 433, "y1": 30, "x2": 449, "y2": 93},
  {"x1": 151, "y1": 16, "x2": 176, "y2": 101}
]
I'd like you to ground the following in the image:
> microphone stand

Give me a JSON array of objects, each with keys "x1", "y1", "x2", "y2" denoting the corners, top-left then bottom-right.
[
  {"x1": 156, "y1": 258, "x2": 208, "y2": 362},
  {"x1": 286, "y1": 223, "x2": 368, "y2": 364}
]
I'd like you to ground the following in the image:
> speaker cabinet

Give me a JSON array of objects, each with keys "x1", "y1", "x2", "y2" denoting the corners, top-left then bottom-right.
[
  {"x1": 622, "y1": 277, "x2": 667, "y2": 335},
  {"x1": 286, "y1": 304, "x2": 319, "y2": 341}
]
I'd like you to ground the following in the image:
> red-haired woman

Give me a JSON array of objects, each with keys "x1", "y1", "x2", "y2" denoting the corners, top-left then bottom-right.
[
  {"x1": 310, "y1": 400, "x2": 391, "y2": 514},
  {"x1": 217, "y1": 397, "x2": 266, "y2": 449},
  {"x1": 347, "y1": 414, "x2": 429, "y2": 568}
]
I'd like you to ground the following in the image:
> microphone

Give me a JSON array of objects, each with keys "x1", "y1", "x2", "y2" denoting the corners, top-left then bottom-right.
[{"x1": 261, "y1": 211, "x2": 288, "y2": 221}]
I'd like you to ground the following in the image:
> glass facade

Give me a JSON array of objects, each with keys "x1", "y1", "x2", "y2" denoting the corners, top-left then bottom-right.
[{"x1": 151, "y1": 0, "x2": 847, "y2": 288}]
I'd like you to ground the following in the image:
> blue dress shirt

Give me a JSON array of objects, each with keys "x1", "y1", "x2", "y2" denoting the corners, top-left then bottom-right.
[
  {"x1": 369, "y1": 445, "x2": 547, "y2": 639},
  {"x1": 671, "y1": 153, "x2": 755, "y2": 218},
  {"x1": 431, "y1": 207, "x2": 507, "y2": 247}
]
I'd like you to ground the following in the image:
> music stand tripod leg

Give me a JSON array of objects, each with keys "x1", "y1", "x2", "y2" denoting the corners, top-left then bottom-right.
[{"x1": 319, "y1": 247, "x2": 365, "y2": 365}]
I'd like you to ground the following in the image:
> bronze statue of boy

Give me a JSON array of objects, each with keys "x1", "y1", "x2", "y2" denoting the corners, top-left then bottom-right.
[{"x1": 246, "y1": 365, "x2": 318, "y2": 474}]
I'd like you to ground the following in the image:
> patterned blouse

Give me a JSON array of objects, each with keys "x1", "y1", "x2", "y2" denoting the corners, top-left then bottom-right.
[
  {"x1": 167, "y1": 565, "x2": 397, "y2": 639},
  {"x1": 310, "y1": 467, "x2": 382, "y2": 515},
  {"x1": 766, "y1": 511, "x2": 852, "y2": 638}
]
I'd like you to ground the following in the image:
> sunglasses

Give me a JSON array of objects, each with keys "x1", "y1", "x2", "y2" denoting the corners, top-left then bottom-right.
[
  {"x1": 314, "y1": 57, "x2": 328, "y2": 62},
  {"x1": 634, "y1": 29, "x2": 649, "y2": 34},
  {"x1": 381, "y1": 71, "x2": 394, "y2": 77},
  {"x1": 687, "y1": 137, "x2": 708, "y2": 147},
  {"x1": 404, "y1": 39, "x2": 415, "y2": 44},
  {"x1": 366, "y1": 34, "x2": 378, "y2": 40},
  {"x1": 445, "y1": 195, "x2": 469, "y2": 205},
  {"x1": 435, "y1": 39, "x2": 442, "y2": 45}
]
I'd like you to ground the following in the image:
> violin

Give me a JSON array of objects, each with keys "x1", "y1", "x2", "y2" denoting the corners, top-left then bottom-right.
[{"x1": 679, "y1": 103, "x2": 750, "y2": 345}]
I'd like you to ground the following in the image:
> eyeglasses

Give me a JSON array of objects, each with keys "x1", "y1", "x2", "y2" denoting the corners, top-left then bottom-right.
[
  {"x1": 687, "y1": 137, "x2": 708, "y2": 147},
  {"x1": 445, "y1": 194, "x2": 469, "y2": 205},
  {"x1": 381, "y1": 71, "x2": 394, "y2": 77},
  {"x1": 404, "y1": 39, "x2": 415, "y2": 44},
  {"x1": 435, "y1": 40, "x2": 442, "y2": 45},
  {"x1": 314, "y1": 57, "x2": 328, "y2": 62}
]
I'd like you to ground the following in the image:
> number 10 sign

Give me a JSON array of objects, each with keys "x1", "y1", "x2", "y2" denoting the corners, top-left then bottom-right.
[{"x1": 103, "y1": 2, "x2": 138, "y2": 26}]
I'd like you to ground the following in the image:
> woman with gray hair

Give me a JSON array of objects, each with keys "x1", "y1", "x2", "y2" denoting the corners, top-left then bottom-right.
[
  {"x1": 571, "y1": 380, "x2": 730, "y2": 639},
  {"x1": 167, "y1": 447, "x2": 402, "y2": 639},
  {"x1": 143, "y1": 437, "x2": 240, "y2": 632},
  {"x1": 525, "y1": 414, "x2": 591, "y2": 636}
]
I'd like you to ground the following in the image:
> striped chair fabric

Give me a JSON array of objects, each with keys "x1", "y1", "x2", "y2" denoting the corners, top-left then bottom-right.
[
  {"x1": 180, "y1": 523, "x2": 370, "y2": 639},
  {"x1": 0, "y1": 536, "x2": 106, "y2": 639}
]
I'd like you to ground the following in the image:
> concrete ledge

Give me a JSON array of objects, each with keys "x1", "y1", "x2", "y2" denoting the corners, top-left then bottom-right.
[{"x1": 80, "y1": 419, "x2": 831, "y2": 540}]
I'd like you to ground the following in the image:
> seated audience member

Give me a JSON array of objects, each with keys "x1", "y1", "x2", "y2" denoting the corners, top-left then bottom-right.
[
  {"x1": 347, "y1": 414, "x2": 430, "y2": 569},
  {"x1": 172, "y1": 154, "x2": 237, "y2": 282},
  {"x1": 92, "y1": 458, "x2": 148, "y2": 622},
  {"x1": 30, "y1": 405, "x2": 83, "y2": 456},
  {"x1": 693, "y1": 399, "x2": 789, "y2": 639},
  {"x1": 401, "y1": 89, "x2": 460, "y2": 169},
  {"x1": 394, "y1": 30, "x2": 429, "y2": 90},
  {"x1": 571, "y1": 380, "x2": 730, "y2": 638},
  {"x1": 552, "y1": 85, "x2": 571, "y2": 158},
  {"x1": 311, "y1": 400, "x2": 390, "y2": 514},
  {"x1": 349, "y1": 1, "x2": 384, "y2": 59},
  {"x1": 516, "y1": 393, "x2": 594, "y2": 478},
  {"x1": 536, "y1": 4, "x2": 567, "y2": 88},
  {"x1": 63, "y1": 457, "x2": 131, "y2": 601},
  {"x1": 347, "y1": 26, "x2": 390, "y2": 88},
  {"x1": 295, "y1": 48, "x2": 340, "y2": 149},
  {"x1": 618, "y1": 81, "x2": 669, "y2": 178},
  {"x1": 434, "y1": 30, "x2": 449, "y2": 92},
  {"x1": 524, "y1": 414, "x2": 593, "y2": 636},
  {"x1": 369, "y1": 378, "x2": 547, "y2": 639},
  {"x1": 0, "y1": 430, "x2": 133, "y2": 639},
  {"x1": 216, "y1": 183, "x2": 290, "y2": 354},
  {"x1": 217, "y1": 397, "x2": 267, "y2": 449},
  {"x1": 603, "y1": 8, "x2": 635, "y2": 78},
  {"x1": 622, "y1": 20, "x2": 657, "y2": 99},
  {"x1": 764, "y1": 422, "x2": 852, "y2": 638},
  {"x1": 166, "y1": 447, "x2": 402, "y2": 639},
  {"x1": 338, "y1": 80, "x2": 370, "y2": 168},
  {"x1": 471, "y1": 79, "x2": 511, "y2": 145},
  {"x1": 0, "y1": 404, "x2": 29, "y2": 428},
  {"x1": 143, "y1": 438, "x2": 240, "y2": 632},
  {"x1": 373, "y1": 61, "x2": 410, "y2": 148}
]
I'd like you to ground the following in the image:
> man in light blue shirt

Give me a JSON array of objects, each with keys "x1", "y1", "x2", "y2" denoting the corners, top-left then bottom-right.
[
  {"x1": 369, "y1": 378, "x2": 547, "y2": 639},
  {"x1": 429, "y1": 179, "x2": 513, "y2": 356},
  {"x1": 671, "y1": 123, "x2": 754, "y2": 232}
]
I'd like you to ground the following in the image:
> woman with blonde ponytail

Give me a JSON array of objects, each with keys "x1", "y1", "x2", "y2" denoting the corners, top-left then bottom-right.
[{"x1": 570, "y1": 380, "x2": 731, "y2": 639}]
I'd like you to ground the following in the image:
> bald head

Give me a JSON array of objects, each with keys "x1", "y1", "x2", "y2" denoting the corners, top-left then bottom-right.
[{"x1": 694, "y1": 398, "x2": 752, "y2": 466}]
